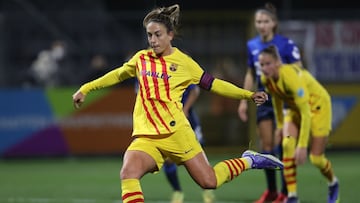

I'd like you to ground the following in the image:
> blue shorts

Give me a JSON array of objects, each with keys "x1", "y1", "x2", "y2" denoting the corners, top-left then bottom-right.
[{"x1": 256, "y1": 100, "x2": 274, "y2": 124}]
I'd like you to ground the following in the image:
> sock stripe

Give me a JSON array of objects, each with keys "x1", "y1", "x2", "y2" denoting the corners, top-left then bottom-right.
[
  {"x1": 284, "y1": 164, "x2": 296, "y2": 170},
  {"x1": 228, "y1": 160, "x2": 240, "y2": 177},
  {"x1": 223, "y1": 160, "x2": 234, "y2": 180},
  {"x1": 283, "y1": 158, "x2": 295, "y2": 162},
  {"x1": 234, "y1": 158, "x2": 246, "y2": 171},
  {"x1": 286, "y1": 180, "x2": 297, "y2": 185},
  {"x1": 127, "y1": 198, "x2": 145, "y2": 203},
  {"x1": 285, "y1": 171, "x2": 296, "y2": 178},
  {"x1": 122, "y1": 191, "x2": 143, "y2": 201}
]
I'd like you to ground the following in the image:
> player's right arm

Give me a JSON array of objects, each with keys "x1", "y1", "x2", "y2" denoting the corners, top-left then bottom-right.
[
  {"x1": 72, "y1": 67, "x2": 132, "y2": 109},
  {"x1": 238, "y1": 67, "x2": 255, "y2": 121},
  {"x1": 260, "y1": 75, "x2": 284, "y2": 128},
  {"x1": 73, "y1": 53, "x2": 138, "y2": 109},
  {"x1": 271, "y1": 94, "x2": 284, "y2": 130}
]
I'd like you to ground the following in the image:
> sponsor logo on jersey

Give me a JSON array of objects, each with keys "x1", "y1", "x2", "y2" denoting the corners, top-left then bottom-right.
[{"x1": 169, "y1": 63, "x2": 178, "y2": 72}]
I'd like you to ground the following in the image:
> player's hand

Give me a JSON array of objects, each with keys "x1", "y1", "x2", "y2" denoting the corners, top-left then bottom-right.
[
  {"x1": 295, "y1": 147, "x2": 308, "y2": 165},
  {"x1": 72, "y1": 90, "x2": 86, "y2": 109},
  {"x1": 238, "y1": 100, "x2": 248, "y2": 122},
  {"x1": 251, "y1": 91, "x2": 268, "y2": 106}
]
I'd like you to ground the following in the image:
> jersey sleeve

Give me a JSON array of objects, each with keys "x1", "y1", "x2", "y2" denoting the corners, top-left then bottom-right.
[
  {"x1": 210, "y1": 78, "x2": 254, "y2": 100},
  {"x1": 187, "y1": 56, "x2": 205, "y2": 84},
  {"x1": 284, "y1": 40, "x2": 301, "y2": 63},
  {"x1": 79, "y1": 53, "x2": 138, "y2": 95},
  {"x1": 186, "y1": 55, "x2": 254, "y2": 100},
  {"x1": 272, "y1": 94, "x2": 284, "y2": 129},
  {"x1": 261, "y1": 75, "x2": 284, "y2": 129},
  {"x1": 283, "y1": 67, "x2": 311, "y2": 147},
  {"x1": 246, "y1": 42, "x2": 256, "y2": 69}
]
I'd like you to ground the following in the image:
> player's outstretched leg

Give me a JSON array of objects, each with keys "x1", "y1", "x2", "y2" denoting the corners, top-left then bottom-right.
[
  {"x1": 241, "y1": 150, "x2": 284, "y2": 170},
  {"x1": 212, "y1": 150, "x2": 283, "y2": 190}
]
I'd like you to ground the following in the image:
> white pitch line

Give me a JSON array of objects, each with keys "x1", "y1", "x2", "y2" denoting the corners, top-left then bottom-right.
[{"x1": 2, "y1": 197, "x2": 244, "y2": 203}]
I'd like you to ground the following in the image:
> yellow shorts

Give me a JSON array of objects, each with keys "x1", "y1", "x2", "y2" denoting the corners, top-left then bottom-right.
[
  {"x1": 127, "y1": 124, "x2": 203, "y2": 172},
  {"x1": 284, "y1": 97, "x2": 332, "y2": 137}
]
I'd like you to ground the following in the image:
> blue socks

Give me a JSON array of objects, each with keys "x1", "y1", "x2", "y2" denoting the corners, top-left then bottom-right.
[{"x1": 163, "y1": 162, "x2": 181, "y2": 191}]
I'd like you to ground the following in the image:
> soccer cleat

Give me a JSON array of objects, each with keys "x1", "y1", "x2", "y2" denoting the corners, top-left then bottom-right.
[
  {"x1": 171, "y1": 191, "x2": 184, "y2": 203},
  {"x1": 242, "y1": 150, "x2": 284, "y2": 170},
  {"x1": 272, "y1": 193, "x2": 288, "y2": 203},
  {"x1": 328, "y1": 182, "x2": 340, "y2": 203},
  {"x1": 285, "y1": 196, "x2": 299, "y2": 203},
  {"x1": 253, "y1": 189, "x2": 278, "y2": 203},
  {"x1": 202, "y1": 189, "x2": 215, "y2": 203}
]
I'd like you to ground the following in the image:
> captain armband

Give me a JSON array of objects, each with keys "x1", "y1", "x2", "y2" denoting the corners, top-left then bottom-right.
[{"x1": 199, "y1": 72, "x2": 215, "y2": 91}]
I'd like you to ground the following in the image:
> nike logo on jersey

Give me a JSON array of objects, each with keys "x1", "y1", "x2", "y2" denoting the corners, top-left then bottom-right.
[{"x1": 184, "y1": 148, "x2": 194, "y2": 154}]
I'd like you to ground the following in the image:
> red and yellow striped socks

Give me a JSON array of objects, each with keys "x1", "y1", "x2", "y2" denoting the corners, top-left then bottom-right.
[
  {"x1": 213, "y1": 157, "x2": 251, "y2": 187},
  {"x1": 121, "y1": 179, "x2": 144, "y2": 203},
  {"x1": 282, "y1": 136, "x2": 297, "y2": 196},
  {"x1": 310, "y1": 154, "x2": 335, "y2": 183}
]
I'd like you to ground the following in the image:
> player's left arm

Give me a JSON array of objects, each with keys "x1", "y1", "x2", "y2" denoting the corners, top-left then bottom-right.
[
  {"x1": 285, "y1": 68, "x2": 311, "y2": 148},
  {"x1": 187, "y1": 56, "x2": 267, "y2": 105}
]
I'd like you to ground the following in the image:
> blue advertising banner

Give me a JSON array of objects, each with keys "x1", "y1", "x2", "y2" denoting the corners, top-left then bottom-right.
[{"x1": 280, "y1": 21, "x2": 360, "y2": 82}]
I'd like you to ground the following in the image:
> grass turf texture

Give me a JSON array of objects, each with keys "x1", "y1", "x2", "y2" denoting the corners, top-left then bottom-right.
[{"x1": 0, "y1": 150, "x2": 358, "y2": 203}]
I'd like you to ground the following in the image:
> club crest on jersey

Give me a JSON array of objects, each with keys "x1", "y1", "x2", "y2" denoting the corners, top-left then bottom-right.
[
  {"x1": 297, "y1": 88, "x2": 304, "y2": 97},
  {"x1": 169, "y1": 64, "x2": 178, "y2": 72}
]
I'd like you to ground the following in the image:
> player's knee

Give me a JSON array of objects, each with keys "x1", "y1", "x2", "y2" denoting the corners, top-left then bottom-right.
[
  {"x1": 196, "y1": 173, "x2": 217, "y2": 189},
  {"x1": 309, "y1": 154, "x2": 325, "y2": 168},
  {"x1": 120, "y1": 165, "x2": 142, "y2": 179},
  {"x1": 198, "y1": 179, "x2": 217, "y2": 189},
  {"x1": 282, "y1": 136, "x2": 295, "y2": 153},
  {"x1": 120, "y1": 166, "x2": 130, "y2": 179}
]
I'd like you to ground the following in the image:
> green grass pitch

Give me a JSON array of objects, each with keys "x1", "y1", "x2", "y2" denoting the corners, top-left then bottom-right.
[{"x1": 0, "y1": 150, "x2": 358, "y2": 203}]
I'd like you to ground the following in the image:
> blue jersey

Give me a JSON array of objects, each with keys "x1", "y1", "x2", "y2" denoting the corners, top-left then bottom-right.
[
  {"x1": 247, "y1": 34, "x2": 301, "y2": 92},
  {"x1": 247, "y1": 34, "x2": 301, "y2": 121}
]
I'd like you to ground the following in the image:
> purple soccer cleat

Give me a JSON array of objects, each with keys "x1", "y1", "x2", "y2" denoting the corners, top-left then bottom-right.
[
  {"x1": 241, "y1": 150, "x2": 284, "y2": 170},
  {"x1": 328, "y1": 181, "x2": 340, "y2": 203},
  {"x1": 286, "y1": 196, "x2": 299, "y2": 203}
]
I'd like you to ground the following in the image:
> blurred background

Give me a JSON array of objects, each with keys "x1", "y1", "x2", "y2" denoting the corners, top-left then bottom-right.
[{"x1": 1, "y1": 0, "x2": 360, "y2": 158}]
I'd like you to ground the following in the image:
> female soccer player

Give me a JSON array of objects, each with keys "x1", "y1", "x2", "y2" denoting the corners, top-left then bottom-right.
[
  {"x1": 237, "y1": 3, "x2": 302, "y2": 202},
  {"x1": 258, "y1": 45, "x2": 340, "y2": 203},
  {"x1": 72, "y1": 4, "x2": 283, "y2": 203}
]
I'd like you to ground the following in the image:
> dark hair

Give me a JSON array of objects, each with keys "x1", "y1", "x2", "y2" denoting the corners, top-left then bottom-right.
[
  {"x1": 260, "y1": 45, "x2": 280, "y2": 60},
  {"x1": 255, "y1": 2, "x2": 278, "y2": 33},
  {"x1": 143, "y1": 4, "x2": 180, "y2": 35}
]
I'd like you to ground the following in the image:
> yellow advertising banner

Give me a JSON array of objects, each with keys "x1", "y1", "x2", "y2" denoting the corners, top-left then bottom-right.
[{"x1": 326, "y1": 84, "x2": 360, "y2": 148}]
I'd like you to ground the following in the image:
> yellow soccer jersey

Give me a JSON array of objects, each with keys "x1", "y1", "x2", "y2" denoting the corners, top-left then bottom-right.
[
  {"x1": 80, "y1": 48, "x2": 254, "y2": 136},
  {"x1": 131, "y1": 48, "x2": 205, "y2": 135},
  {"x1": 261, "y1": 64, "x2": 330, "y2": 147}
]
